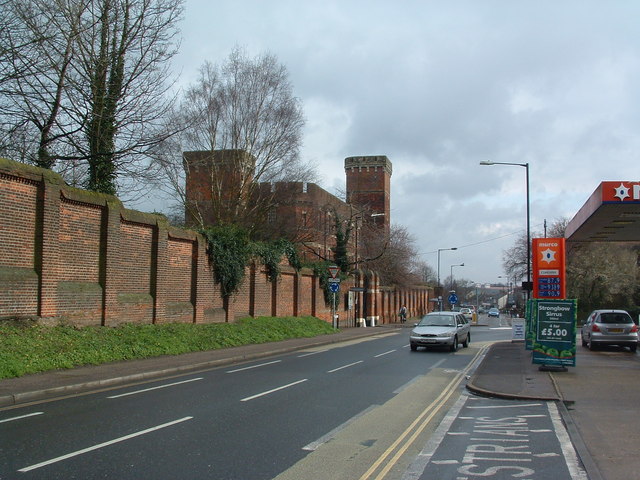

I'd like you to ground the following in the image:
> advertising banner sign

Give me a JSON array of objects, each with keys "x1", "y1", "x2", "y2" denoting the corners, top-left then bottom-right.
[
  {"x1": 512, "y1": 319, "x2": 526, "y2": 341},
  {"x1": 532, "y1": 299, "x2": 577, "y2": 367},
  {"x1": 525, "y1": 299, "x2": 535, "y2": 350}
]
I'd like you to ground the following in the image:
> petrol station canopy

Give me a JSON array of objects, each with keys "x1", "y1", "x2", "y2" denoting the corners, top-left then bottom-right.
[{"x1": 565, "y1": 181, "x2": 640, "y2": 243}]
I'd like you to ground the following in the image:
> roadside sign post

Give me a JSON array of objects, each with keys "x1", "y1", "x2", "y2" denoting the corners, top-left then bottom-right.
[
  {"x1": 327, "y1": 265, "x2": 339, "y2": 279},
  {"x1": 448, "y1": 291, "x2": 458, "y2": 310},
  {"x1": 328, "y1": 277, "x2": 340, "y2": 329}
]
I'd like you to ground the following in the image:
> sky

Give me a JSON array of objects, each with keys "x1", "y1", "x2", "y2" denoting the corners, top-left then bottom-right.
[{"x1": 148, "y1": 0, "x2": 640, "y2": 285}]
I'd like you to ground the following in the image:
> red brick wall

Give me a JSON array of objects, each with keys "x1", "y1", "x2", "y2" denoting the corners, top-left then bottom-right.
[
  {"x1": 0, "y1": 158, "x2": 431, "y2": 327},
  {"x1": 252, "y1": 265, "x2": 273, "y2": 317},
  {"x1": 116, "y1": 220, "x2": 154, "y2": 324},
  {"x1": 0, "y1": 173, "x2": 39, "y2": 316}
]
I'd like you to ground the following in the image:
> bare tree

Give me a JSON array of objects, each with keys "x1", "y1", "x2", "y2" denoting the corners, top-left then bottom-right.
[
  {"x1": 0, "y1": 0, "x2": 184, "y2": 196},
  {"x1": 502, "y1": 232, "x2": 529, "y2": 284},
  {"x1": 363, "y1": 224, "x2": 419, "y2": 288},
  {"x1": 155, "y1": 47, "x2": 314, "y2": 234},
  {"x1": 412, "y1": 260, "x2": 437, "y2": 285},
  {"x1": 0, "y1": 0, "x2": 84, "y2": 167},
  {"x1": 502, "y1": 217, "x2": 569, "y2": 285}
]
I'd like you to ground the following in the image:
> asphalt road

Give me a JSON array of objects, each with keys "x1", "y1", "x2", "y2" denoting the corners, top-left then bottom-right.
[{"x1": 0, "y1": 323, "x2": 512, "y2": 480}]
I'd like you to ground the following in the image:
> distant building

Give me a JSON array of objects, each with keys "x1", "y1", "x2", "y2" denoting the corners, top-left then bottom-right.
[{"x1": 184, "y1": 151, "x2": 392, "y2": 263}]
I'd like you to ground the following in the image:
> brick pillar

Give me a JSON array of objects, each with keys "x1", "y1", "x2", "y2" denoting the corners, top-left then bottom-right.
[
  {"x1": 102, "y1": 200, "x2": 121, "y2": 326},
  {"x1": 271, "y1": 275, "x2": 278, "y2": 317},
  {"x1": 224, "y1": 295, "x2": 234, "y2": 323},
  {"x1": 36, "y1": 176, "x2": 62, "y2": 319},
  {"x1": 311, "y1": 273, "x2": 317, "y2": 318},
  {"x1": 192, "y1": 236, "x2": 205, "y2": 323},
  {"x1": 152, "y1": 220, "x2": 169, "y2": 323},
  {"x1": 293, "y1": 270, "x2": 301, "y2": 317},
  {"x1": 354, "y1": 269, "x2": 365, "y2": 327},
  {"x1": 248, "y1": 261, "x2": 257, "y2": 317}
]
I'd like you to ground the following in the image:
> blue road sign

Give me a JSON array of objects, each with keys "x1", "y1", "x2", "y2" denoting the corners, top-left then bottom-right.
[
  {"x1": 448, "y1": 293, "x2": 458, "y2": 304},
  {"x1": 329, "y1": 282, "x2": 340, "y2": 293}
]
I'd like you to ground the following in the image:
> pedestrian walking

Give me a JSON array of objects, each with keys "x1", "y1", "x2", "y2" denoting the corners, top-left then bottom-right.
[{"x1": 399, "y1": 305, "x2": 407, "y2": 323}]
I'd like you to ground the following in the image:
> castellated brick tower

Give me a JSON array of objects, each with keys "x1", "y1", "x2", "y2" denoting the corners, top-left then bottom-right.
[{"x1": 344, "y1": 155, "x2": 392, "y2": 237}]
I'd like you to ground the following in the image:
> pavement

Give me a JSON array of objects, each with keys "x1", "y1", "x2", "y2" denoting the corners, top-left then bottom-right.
[{"x1": 2, "y1": 322, "x2": 637, "y2": 479}]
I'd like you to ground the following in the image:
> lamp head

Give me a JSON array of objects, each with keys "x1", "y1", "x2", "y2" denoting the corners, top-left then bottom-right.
[{"x1": 479, "y1": 161, "x2": 494, "y2": 166}]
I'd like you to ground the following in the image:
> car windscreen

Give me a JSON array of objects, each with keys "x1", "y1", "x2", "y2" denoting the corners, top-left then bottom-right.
[
  {"x1": 599, "y1": 313, "x2": 633, "y2": 324},
  {"x1": 418, "y1": 315, "x2": 455, "y2": 327}
]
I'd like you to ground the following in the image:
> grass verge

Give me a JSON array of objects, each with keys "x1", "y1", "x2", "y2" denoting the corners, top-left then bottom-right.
[{"x1": 0, "y1": 316, "x2": 336, "y2": 379}]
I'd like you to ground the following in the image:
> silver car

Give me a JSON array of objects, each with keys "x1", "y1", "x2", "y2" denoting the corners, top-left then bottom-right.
[
  {"x1": 410, "y1": 311, "x2": 471, "y2": 352},
  {"x1": 459, "y1": 307, "x2": 473, "y2": 322},
  {"x1": 581, "y1": 309, "x2": 638, "y2": 352}
]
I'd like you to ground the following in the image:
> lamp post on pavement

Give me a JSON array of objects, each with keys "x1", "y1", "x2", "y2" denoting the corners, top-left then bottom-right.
[
  {"x1": 354, "y1": 212, "x2": 385, "y2": 269},
  {"x1": 479, "y1": 161, "x2": 531, "y2": 300},
  {"x1": 437, "y1": 247, "x2": 457, "y2": 311},
  {"x1": 450, "y1": 263, "x2": 464, "y2": 290}
]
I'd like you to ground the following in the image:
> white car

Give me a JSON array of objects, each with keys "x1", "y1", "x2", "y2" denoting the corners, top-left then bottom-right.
[
  {"x1": 410, "y1": 311, "x2": 471, "y2": 352},
  {"x1": 459, "y1": 307, "x2": 473, "y2": 321}
]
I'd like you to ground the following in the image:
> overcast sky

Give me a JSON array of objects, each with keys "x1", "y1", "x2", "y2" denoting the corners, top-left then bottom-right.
[{"x1": 159, "y1": 0, "x2": 640, "y2": 285}]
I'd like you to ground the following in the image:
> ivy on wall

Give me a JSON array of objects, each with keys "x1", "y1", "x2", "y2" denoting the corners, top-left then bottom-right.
[
  {"x1": 199, "y1": 226, "x2": 303, "y2": 297},
  {"x1": 200, "y1": 225, "x2": 252, "y2": 298}
]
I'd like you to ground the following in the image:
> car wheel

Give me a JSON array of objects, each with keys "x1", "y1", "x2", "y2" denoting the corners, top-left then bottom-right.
[
  {"x1": 581, "y1": 336, "x2": 587, "y2": 347},
  {"x1": 450, "y1": 336, "x2": 458, "y2": 352},
  {"x1": 410, "y1": 343, "x2": 417, "y2": 351},
  {"x1": 462, "y1": 332, "x2": 470, "y2": 348},
  {"x1": 630, "y1": 344, "x2": 638, "y2": 353}
]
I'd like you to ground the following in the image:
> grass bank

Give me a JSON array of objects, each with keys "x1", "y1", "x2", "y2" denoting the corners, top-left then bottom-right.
[{"x1": 0, "y1": 316, "x2": 336, "y2": 379}]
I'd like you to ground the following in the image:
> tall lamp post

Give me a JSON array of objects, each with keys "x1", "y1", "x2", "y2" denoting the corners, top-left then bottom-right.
[
  {"x1": 437, "y1": 247, "x2": 457, "y2": 311},
  {"x1": 479, "y1": 161, "x2": 531, "y2": 300},
  {"x1": 450, "y1": 263, "x2": 464, "y2": 290},
  {"x1": 354, "y1": 212, "x2": 385, "y2": 269}
]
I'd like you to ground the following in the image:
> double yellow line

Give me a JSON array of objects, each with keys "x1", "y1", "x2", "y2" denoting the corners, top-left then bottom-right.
[{"x1": 359, "y1": 346, "x2": 487, "y2": 480}]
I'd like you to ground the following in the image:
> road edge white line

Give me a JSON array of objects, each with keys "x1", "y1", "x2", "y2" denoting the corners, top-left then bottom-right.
[
  {"x1": 298, "y1": 350, "x2": 328, "y2": 357},
  {"x1": 226, "y1": 360, "x2": 282, "y2": 373},
  {"x1": 303, "y1": 404, "x2": 379, "y2": 451},
  {"x1": 107, "y1": 378, "x2": 203, "y2": 399},
  {"x1": 548, "y1": 402, "x2": 589, "y2": 480}
]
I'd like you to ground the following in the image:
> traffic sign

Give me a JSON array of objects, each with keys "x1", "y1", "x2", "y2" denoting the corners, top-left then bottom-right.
[
  {"x1": 327, "y1": 278, "x2": 340, "y2": 284},
  {"x1": 327, "y1": 265, "x2": 340, "y2": 279},
  {"x1": 448, "y1": 293, "x2": 458, "y2": 304},
  {"x1": 329, "y1": 282, "x2": 340, "y2": 293}
]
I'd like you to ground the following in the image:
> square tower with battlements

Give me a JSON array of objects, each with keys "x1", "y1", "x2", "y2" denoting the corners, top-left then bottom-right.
[{"x1": 344, "y1": 155, "x2": 392, "y2": 237}]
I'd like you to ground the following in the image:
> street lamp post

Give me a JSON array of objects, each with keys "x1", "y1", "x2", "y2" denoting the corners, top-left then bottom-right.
[
  {"x1": 450, "y1": 263, "x2": 464, "y2": 290},
  {"x1": 437, "y1": 247, "x2": 457, "y2": 311},
  {"x1": 354, "y1": 212, "x2": 385, "y2": 269},
  {"x1": 479, "y1": 161, "x2": 531, "y2": 300}
]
